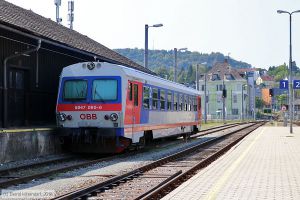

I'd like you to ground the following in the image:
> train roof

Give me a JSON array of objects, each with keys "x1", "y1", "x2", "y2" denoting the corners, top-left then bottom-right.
[{"x1": 61, "y1": 62, "x2": 200, "y2": 95}]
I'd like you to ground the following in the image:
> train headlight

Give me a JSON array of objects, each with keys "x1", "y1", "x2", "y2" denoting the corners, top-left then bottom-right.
[
  {"x1": 110, "y1": 113, "x2": 118, "y2": 121},
  {"x1": 58, "y1": 113, "x2": 67, "y2": 121},
  {"x1": 104, "y1": 115, "x2": 110, "y2": 120},
  {"x1": 66, "y1": 115, "x2": 72, "y2": 120}
]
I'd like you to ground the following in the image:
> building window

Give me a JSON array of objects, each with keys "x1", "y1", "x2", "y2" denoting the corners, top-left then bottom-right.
[
  {"x1": 212, "y1": 74, "x2": 220, "y2": 81},
  {"x1": 225, "y1": 74, "x2": 235, "y2": 80},
  {"x1": 232, "y1": 108, "x2": 239, "y2": 115},
  {"x1": 201, "y1": 85, "x2": 205, "y2": 91},
  {"x1": 217, "y1": 94, "x2": 222, "y2": 103},
  {"x1": 219, "y1": 85, "x2": 223, "y2": 91},
  {"x1": 233, "y1": 94, "x2": 237, "y2": 103}
]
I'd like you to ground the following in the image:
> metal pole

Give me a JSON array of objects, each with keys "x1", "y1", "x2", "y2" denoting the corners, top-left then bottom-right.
[
  {"x1": 289, "y1": 14, "x2": 293, "y2": 133},
  {"x1": 174, "y1": 48, "x2": 177, "y2": 82},
  {"x1": 195, "y1": 64, "x2": 198, "y2": 90},
  {"x1": 204, "y1": 73, "x2": 207, "y2": 123},
  {"x1": 253, "y1": 84, "x2": 256, "y2": 120},
  {"x1": 56, "y1": 5, "x2": 60, "y2": 23},
  {"x1": 231, "y1": 89, "x2": 233, "y2": 120},
  {"x1": 144, "y1": 24, "x2": 149, "y2": 68},
  {"x1": 242, "y1": 85, "x2": 244, "y2": 121},
  {"x1": 223, "y1": 79, "x2": 226, "y2": 124}
]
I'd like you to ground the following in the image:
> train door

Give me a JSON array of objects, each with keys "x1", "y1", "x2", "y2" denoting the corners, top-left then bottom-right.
[
  {"x1": 197, "y1": 96, "x2": 202, "y2": 125},
  {"x1": 124, "y1": 81, "x2": 142, "y2": 142},
  {"x1": 8, "y1": 68, "x2": 28, "y2": 126}
]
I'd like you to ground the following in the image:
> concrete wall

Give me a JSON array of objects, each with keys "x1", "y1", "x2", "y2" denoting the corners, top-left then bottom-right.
[{"x1": 0, "y1": 128, "x2": 63, "y2": 163}]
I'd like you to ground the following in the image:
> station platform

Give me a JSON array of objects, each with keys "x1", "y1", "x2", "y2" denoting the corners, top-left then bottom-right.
[
  {"x1": 0, "y1": 127, "x2": 62, "y2": 163},
  {"x1": 163, "y1": 126, "x2": 300, "y2": 200}
]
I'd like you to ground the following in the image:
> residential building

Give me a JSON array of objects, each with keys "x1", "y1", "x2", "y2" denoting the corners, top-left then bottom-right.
[{"x1": 199, "y1": 60, "x2": 248, "y2": 120}]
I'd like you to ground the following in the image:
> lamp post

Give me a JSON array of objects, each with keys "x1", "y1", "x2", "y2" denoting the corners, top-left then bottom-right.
[
  {"x1": 201, "y1": 62, "x2": 208, "y2": 124},
  {"x1": 174, "y1": 48, "x2": 187, "y2": 82},
  {"x1": 241, "y1": 84, "x2": 247, "y2": 121},
  {"x1": 277, "y1": 10, "x2": 300, "y2": 133},
  {"x1": 144, "y1": 23, "x2": 163, "y2": 69},
  {"x1": 222, "y1": 76, "x2": 226, "y2": 124}
]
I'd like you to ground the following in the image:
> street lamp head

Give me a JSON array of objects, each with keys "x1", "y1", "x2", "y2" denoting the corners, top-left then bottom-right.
[
  {"x1": 152, "y1": 23, "x2": 163, "y2": 27},
  {"x1": 179, "y1": 48, "x2": 188, "y2": 51},
  {"x1": 292, "y1": 10, "x2": 300, "y2": 14},
  {"x1": 277, "y1": 10, "x2": 289, "y2": 14}
]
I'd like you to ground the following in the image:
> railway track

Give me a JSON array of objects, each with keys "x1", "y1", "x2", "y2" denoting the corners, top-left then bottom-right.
[
  {"x1": 0, "y1": 155, "x2": 114, "y2": 189},
  {"x1": 0, "y1": 122, "x2": 257, "y2": 192},
  {"x1": 54, "y1": 122, "x2": 265, "y2": 200}
]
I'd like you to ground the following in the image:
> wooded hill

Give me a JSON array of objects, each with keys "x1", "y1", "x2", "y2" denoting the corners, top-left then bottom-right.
[{"x1": 114, "y1": 48, "x2": 252, "y2": 84}]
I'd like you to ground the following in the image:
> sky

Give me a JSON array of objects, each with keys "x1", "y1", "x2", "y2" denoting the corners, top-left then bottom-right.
[{"x1": 5, "y1": 0, "x2": 300, "y2": 69}]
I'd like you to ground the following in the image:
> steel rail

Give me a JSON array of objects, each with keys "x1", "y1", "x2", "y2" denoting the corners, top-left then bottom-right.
[
  {"x1": 0, "y1": 155, "x2": 76, "y2": 176},
  {"x1": 139, "y1": 122, "x2": 265, "y2": 199},
  {"x1": 54, "y1": 122, "x2": 260, "y2": 200},
  {"x1": 0, "y1": 122, "x2": 241, "y2": 189},
  {"x1": 0, "y1": 155, "x2": 120, "y2": 188}
]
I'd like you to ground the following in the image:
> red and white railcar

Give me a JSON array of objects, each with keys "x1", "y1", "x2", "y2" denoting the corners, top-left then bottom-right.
[{"x1": 56, "y1": 62, "x2": 201, "y2": 153}]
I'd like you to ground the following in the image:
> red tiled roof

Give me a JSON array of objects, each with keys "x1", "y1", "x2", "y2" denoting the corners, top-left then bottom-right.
[
  {"x1": 206, "y1": 62, "x2": 245, "y2": 81},
  {"x1": 237, "y1": 68, "x2": 258, "y2": 73},
  {"x1": 261, "y1": 75, "x2": 274, "y2": 81}
]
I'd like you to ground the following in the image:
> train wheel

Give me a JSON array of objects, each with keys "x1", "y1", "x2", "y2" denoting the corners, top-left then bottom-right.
[{"x1": 183, "y1": 133, "x2": 191, "y2": 140}]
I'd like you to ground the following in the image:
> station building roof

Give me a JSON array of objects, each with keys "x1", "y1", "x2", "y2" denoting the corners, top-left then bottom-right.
[{"x1": 0, "y1": 0, "x2": 155, "y2": 75}]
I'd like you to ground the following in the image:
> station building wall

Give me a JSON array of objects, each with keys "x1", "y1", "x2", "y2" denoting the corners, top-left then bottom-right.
[{"x1": 0, "y1": 28, "x2": 89, "y2": 127}]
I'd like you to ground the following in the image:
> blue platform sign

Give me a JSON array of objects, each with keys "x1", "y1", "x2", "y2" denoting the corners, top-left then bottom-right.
[
  {"x1": 280, "y1": 80, "x2": 288, "y2": 90},
  {"x1": 293, "y1": 80, "x2": 300, "y2": 89}
]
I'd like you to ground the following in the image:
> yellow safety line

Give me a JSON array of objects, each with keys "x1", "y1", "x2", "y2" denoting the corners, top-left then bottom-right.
[
  {"x1": 204, "y1": 127, "x2": 265, "y2": 200},
  {"x1": 0, "y1": 128, "x2": 55, "y2": 133}
]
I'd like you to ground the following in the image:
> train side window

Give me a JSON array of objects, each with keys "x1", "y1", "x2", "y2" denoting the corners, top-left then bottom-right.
[
  {"x1": 179, "y1": 94, "x2": 183, "y2": 111},
  {"x1": 143, "y1": 86, "x2": 150, "y2": 109},
  {"x1": 174, "y1": 93, "x2": 178, "y2": 111},
  {"x1": 194, "y1": 96, "x2": 198, "y2": 111},
  {"x1": 167, "y1": 91, "x2": 172, "y2": 110},
  {"x1": 184, "y1": 95, "x2": 188, "y2": 111},
  {"x1": 134, "y1": 84, "x2": 138, "y2": 106},
  {"x1": 152, "y1": 88, "x2": 158, "y2": 110},
  {"x1": 189, "y1": 96, "x2": 192, "y2": 111},
  {"x1": 160, "y1": 89, "x2": 165, "y2": 110},
  {"x1": 128, "y1": 82, "x2": 133, "y2": 101},
  {"x1": 198, "y1": 96, "x2": 201, "y2": 111}
]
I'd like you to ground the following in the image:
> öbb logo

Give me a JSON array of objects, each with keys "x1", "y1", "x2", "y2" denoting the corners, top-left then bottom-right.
[{"x1": 80, "y1": 114, "x2": 97, "y2": 120}]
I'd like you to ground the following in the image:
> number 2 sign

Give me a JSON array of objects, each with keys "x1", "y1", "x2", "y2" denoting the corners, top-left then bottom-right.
[{"x1": 293, "y1": 80, "x2": 300, "y2": 89}]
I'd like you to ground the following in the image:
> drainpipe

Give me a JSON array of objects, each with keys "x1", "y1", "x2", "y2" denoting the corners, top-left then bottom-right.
[{"x1": 3, "y1": 39, "x2": 41, "y2": 128}]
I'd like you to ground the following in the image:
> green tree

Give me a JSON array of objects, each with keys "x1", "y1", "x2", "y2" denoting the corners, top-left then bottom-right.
[
  {"x1": 268, "y1": 64, "x2": 288, "y2": 81},
  {"x1": 255, "y1": 97, "x2": 264, "y2": 109}
]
